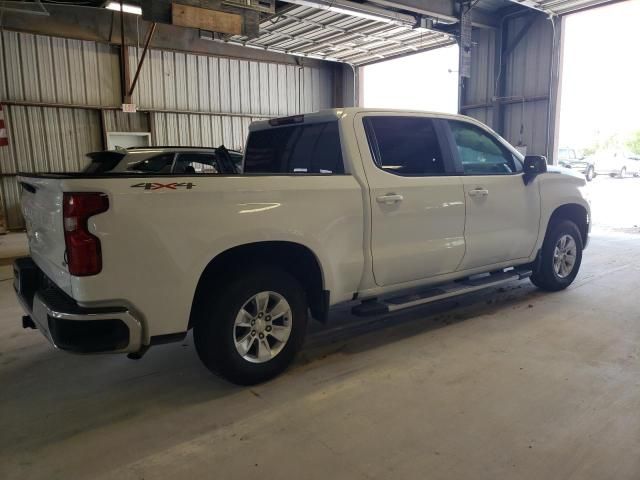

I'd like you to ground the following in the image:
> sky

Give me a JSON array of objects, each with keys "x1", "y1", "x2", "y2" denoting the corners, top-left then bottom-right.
[
  {"x1": 363, "y1": 0, "x2": 640, "y2": 151},
  {"x1": 362, "y1": 44, "x2": 459, "y2": 114},
  {"x1": 558, "y1": 0, "x2": 640, "y2": 149}
]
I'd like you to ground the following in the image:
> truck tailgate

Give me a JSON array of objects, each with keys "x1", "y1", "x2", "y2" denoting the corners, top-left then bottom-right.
[{"x1": 18, "y1": 176, "x2": 72, "y2": 296}]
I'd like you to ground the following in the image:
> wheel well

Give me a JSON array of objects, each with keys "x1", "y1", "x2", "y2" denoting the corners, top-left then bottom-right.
[
  {"x1": 189, "y1": 241, "x2": 327, "y2": 329},
  {"x1": 548, "y1": 204, "x2": 589, "y2": 246}
]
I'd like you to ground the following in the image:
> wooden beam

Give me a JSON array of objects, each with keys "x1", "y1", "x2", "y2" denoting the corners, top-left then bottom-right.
[{"x1": 172, "y1": 3, "x2": 243, "y2": 36}]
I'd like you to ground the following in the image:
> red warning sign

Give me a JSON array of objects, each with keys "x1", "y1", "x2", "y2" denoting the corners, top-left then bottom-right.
[{"x1": 0, "y1": 105, "x2": 8, "y2": 147}]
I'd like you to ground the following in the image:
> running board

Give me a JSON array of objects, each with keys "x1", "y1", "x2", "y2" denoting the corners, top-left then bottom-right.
[{"x1": 352, "y1": 269, "x2": 532, "y2": 317}]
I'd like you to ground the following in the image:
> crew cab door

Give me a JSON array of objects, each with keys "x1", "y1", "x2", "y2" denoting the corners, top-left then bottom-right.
[
  {"x1": 445, "y1": 119, "x2": 541, "y2": 271},
  {"x1": 356, "y1": 113, "x2": 466, "y2": 287}
]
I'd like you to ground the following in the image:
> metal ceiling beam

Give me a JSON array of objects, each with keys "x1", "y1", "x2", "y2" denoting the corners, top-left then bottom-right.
[
  {"x1": 343, "y1": 35, "x2": 453, "y2": 63},
  {"x1": 502, "y1": 13, "x2": 536, "y2": 57},
  {"x1": 274, "y1": 24, "x2": 417, "y2": 55},
  {"x1": 264, "y1": 12, "x2": 415, "y2": 47},
  {"x1": 0, "y1": 0, "x2": 49, "y2": 16},
  {"x1": 538, "y1": 0, "x2": 620, "y2": 15},
  {"x1": 355, "y1": 37, "x2": 456, "y2": 65},
  {"x1": 226, "y1": 3, "x2": 457, "y2": 65},
  {"x1": 280, "y1": 0, "x2": 417, "y2": 26},
  {"x1": 503, "y1": 0, "x2": 550, "y2": 14},
  {"x1": 365, "y1": 0, "x2": 499, "y2": 28}
]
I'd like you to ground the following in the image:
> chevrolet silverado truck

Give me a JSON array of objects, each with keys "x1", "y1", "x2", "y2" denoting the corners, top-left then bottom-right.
[{"x1": 14, "y1": 108, "x2": 590, "y2": 385}]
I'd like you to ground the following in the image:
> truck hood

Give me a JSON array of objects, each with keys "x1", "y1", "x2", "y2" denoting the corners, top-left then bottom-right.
[
  {"x1": 547, "y1": 164, "x2": 586, "y2": 181},
  {"x1": 559, "y1": 159, "x2": 589, "y2": 169}
]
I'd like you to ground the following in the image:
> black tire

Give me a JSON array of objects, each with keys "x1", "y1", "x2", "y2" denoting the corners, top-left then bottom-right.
[
  {"x1": 530, "y1": 220, "x2": 583, "y2": 292},
  {"x1": 585, "y1": 166, "x2": 594, "y2": 182},
  {"x1": 193, "y1": 267, "x2": 308, "y2": 385}
]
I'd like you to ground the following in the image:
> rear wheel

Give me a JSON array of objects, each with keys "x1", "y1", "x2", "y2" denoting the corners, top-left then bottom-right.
[
  {"x1": 530, "y1": 220, "x2": 583, "y2": 291},
  {"x1": 193, "y1": 268, "x2": 308, "y2": 385}
]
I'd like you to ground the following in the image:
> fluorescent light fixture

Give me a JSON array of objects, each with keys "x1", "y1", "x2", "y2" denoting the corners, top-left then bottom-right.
[{"x1": 105, "y1": 1, "x2": 142, "y2": 15}]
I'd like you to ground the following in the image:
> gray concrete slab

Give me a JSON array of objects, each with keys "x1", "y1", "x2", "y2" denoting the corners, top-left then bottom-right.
[
  {"x1": 1, "y1": 229, "x2": 640, "y2": 480},
  {"x1": 0, "y1": 232, "x2": 28, "y2": 265}
]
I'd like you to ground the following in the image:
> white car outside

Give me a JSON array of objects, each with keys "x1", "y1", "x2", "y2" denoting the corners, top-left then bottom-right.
[{"x1": 592, "y1": 150, "x2": 640, "y2": 178}]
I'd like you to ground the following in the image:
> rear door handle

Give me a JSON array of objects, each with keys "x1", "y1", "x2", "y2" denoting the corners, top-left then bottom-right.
[
  {"x1": 376, "y1": 193, "x2": 404, "y2": 205},
  {"x1": 468, "y1": 188, "x2": 489, "y2": 197}
]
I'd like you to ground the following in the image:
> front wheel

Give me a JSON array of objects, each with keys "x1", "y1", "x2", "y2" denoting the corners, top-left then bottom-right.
[
  {"x1": 530, "y1": 220, "x2": 583, "y2": 292},
  {"x1": 194, "y1": 268, "x2": 308, "y2": 385}
]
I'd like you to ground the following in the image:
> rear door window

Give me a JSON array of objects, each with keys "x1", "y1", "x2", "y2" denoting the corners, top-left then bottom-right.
[
  {"x1": 363, "y1": 116, "x2": 446, "y2": 176},
  {"x1": 244, "y1": 122, "x2": 344, "y2": 174}
]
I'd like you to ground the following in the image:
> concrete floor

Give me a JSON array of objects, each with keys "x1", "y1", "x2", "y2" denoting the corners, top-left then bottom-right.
[
  {"x1": 2, "y1": 178, "x2": 640, "y2": 479},
  {"x1": 0, "y1": 232, "x2": 28, "y2": 266}
]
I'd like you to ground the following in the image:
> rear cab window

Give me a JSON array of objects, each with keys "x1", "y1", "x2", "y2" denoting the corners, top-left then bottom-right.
[{"x1": 244, "y1": 121, "x2": 344, "y2": 174}]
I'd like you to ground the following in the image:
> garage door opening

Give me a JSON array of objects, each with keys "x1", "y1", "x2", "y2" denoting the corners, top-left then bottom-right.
[
  {"x1": 362, "y1": 44, "x2": 459, "y2": 114},
  {"x1": 557, "y1": 1, "x2": 640, "y2": 233}
]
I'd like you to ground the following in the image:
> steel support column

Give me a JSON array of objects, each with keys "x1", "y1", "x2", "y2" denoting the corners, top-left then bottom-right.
[
  {"x1": 546, "y1": 15, "x2": 564, "y2": 163},
  {"x1": 493, "y1": 12, "x2": 537, "y2": 136}
]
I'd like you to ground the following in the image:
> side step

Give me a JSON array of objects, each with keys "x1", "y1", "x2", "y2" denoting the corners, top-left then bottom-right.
[{"x1": 352, "y1": 268, "x2": 532, "y2": 317}]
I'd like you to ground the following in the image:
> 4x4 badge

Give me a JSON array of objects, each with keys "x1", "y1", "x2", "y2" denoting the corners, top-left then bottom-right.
[{"x1": 131, "y1": 182, "x2": 195, "y2": 190}]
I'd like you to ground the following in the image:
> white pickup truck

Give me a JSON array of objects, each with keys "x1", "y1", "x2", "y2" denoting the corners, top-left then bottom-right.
[{"x1": 15, "y1": 108, "x2": 590, "y2": 385}]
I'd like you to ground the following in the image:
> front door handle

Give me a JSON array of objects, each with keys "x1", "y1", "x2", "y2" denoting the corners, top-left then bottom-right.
[
  {"x1": 468, "y1": 188, "x2": 489, "y2": 197},
  {"x1": 376, "y1": 193, "x2": 404, "y2": 205}
]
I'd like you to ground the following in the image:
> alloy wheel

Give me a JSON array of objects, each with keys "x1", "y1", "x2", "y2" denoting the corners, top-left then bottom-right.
[
  {"x1": 553, "y1": 234, "x2": 577, "y2": 278},
  {"x1": 233, "y1": 291, "x2": 293, "y2": 363}
]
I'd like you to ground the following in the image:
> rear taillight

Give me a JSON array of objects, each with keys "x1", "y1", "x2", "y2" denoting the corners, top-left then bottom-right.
[{"x1": 63, "y1": 193, "x2": 109, "y2": 276}]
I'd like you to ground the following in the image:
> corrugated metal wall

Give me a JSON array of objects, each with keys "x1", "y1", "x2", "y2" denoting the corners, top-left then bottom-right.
[
  {"x1": 502, "y1": 15, "x2": 555, "y2": 157},
  {"x1": 0, "y1": 106, "x2": 102, "y2": 228},
  {"x1": 103, "y1": 110, "x2": 150, "y2": 133},
  {"x1": 0, "y1": 30, "x2": 337, "y2": 229},
  {"x1": 463, "y1": 14, "x2": 559, "y2": 158},
  {"x1": 462, "y1": 27, "x2": 496, "y2": 127},
  {"x1": 151, "y1": 113, "x2": 265, "y2": 151},
  {"x1": 128, "y1": 47, "x2": 332, "y2": 116},
  {"x1": 0, "y1": 31, "x2": 121, "y2": 106}
]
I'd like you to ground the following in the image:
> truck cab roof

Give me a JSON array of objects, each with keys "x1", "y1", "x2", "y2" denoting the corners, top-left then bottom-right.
[{"x1": 249, "y1": 108, "x2": 484, "y2": 132}]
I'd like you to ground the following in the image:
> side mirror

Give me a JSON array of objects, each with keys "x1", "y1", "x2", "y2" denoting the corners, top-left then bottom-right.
[{"x1": 523, "y1": 155, "x2": 547, "y2": 185}]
